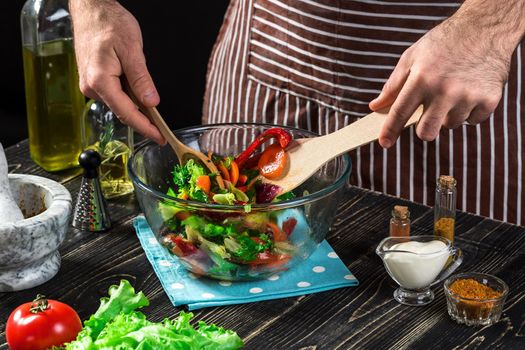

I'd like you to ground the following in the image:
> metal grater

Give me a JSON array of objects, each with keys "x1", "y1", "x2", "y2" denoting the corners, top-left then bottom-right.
[{"x1": 72, "y1": 149, "x2": 111, "y2": 232}]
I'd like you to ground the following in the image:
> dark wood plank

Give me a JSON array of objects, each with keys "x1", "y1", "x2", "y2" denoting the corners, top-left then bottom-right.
[{"x1": 1, "y1": 141, "x2": 524, "y2": 350}]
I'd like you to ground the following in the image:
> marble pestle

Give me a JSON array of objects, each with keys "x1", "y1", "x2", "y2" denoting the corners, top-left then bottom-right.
[{"x1": 0, "y1": 144, "x2": 24, "y2": 223}]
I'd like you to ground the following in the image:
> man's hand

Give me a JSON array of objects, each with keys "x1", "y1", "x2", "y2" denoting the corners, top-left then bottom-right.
[
  {"x1": 70, "y1": 0, "x2": 165, "y2": 144},
  {"x1": 370, "y1": 0, "x2": 525, "y2": 148}
]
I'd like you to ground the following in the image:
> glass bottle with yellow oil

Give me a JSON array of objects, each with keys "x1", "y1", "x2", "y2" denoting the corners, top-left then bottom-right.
[
  {"x1": 82, "y1": 100, "x2": 134, "y2": 199},
  {"x1": 21, "y1": 0, "x2": 85, "y2": 172}
]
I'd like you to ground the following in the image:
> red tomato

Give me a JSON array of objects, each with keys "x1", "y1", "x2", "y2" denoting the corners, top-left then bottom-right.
[
  {"x1": 6, "y1": 294, "x2": 82, "y2": 350},
  {"x1": 258, "y1": 144, "x2": 288, "y2": 179}
]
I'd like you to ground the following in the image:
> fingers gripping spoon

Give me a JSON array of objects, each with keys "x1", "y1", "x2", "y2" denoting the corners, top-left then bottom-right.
[
  {"x1": 264, "y1": 106, "x2": 424, "y2": 194},
  {"x1": 123, "y1": 83, "x2": 225, "y2": 189}
]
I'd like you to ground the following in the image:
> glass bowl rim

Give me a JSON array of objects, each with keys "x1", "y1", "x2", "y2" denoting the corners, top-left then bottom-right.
[
  {"x1": 443, "y1": 272, "x2": 509, "y2": 302},
  {"x1": 128, "y1": 122, "x2": 352, "y2": 211},
  {"x1": 376, "y1": 235, "x2": 453, "y2": 256}
]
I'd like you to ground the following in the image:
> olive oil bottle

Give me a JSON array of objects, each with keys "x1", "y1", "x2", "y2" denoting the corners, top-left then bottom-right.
[{"x1": 21, "y1": 0, "x2": 84, "y2": 172}]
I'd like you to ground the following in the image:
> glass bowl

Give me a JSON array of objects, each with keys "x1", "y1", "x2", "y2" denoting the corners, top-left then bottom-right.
[
  {"x1": 444, "y1": 272, "x2": 509, "y2": 326},
  {"x1": 128, "y1": 123, "x2": 351, "y2": 280}
]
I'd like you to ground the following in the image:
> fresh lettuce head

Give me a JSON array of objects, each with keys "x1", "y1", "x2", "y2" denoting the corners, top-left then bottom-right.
[{"x1": 63, "y1": 280, "x2": 243, "y2": 350}]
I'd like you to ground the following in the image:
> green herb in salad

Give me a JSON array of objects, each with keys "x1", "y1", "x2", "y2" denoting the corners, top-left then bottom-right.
[
  {"x1": 182, "y1": 215, "x2": 235, "y2": 239},
  {"x1": 171, "y1": 159, "x2": 209, "y2": 202},
  {"x1": 224, "y1": 234, "x2": 273, "y2": 262},
  {"x1": 60, "y1": 280, "x2": 243, "y2": 350}
]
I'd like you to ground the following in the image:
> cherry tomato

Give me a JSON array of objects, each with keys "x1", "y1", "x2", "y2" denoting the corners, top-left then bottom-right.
[
  {"x1": 258, "y1": 144, "x2": 288, "y2": 179},
  {"x1": 6, "y1": 294, "x2": 82, "y2": 350}
]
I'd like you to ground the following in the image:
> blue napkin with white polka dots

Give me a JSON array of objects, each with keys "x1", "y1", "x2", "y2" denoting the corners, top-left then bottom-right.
[{"x1": 133, "y1": 216, "x2": 358, "y2": 310}]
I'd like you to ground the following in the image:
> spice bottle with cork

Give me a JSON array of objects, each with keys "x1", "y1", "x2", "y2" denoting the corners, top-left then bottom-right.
[
  {"x1": 434, "y1": 175, "x2": 457, "y2": 242},
  {"x1": 390, "y1": 205, "x2": 410, "y2": 237}
]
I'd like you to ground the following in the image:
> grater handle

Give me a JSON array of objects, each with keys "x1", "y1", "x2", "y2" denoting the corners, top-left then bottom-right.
[{"x1": 78, "y1": 149, "x2": 101, "y2": 179}]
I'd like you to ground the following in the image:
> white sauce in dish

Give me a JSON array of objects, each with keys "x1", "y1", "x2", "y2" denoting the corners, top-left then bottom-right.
[{"x1": 383, "y1": 240, "x2": 449, "y2": 289}]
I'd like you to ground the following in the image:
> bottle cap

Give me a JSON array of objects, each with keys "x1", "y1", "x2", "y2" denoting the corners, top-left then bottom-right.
[
  {"x1": 438, "y1": 175, "x2": 457, "y2": 189},
  {"x1": 392, "y1": 205, "x2": 409, "y2": 219}
]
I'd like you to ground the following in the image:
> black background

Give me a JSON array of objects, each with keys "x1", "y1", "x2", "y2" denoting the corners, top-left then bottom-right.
[{"x1": 0, "y1": 0, "x2": 229, "y2": 147}]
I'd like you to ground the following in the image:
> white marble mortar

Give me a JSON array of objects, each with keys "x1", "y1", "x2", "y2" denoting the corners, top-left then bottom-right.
[{"x1": 0, "y1": 174, "x2": 72, "y2": 292}]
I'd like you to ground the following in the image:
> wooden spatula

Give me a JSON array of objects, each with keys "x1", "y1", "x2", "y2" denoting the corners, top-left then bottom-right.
[
  {"x1": 263, "y1": 106, "x2": 424, "y2": 194},
  {"x1": 123, "y1": 82, "x2": 225, "y2": 189}
]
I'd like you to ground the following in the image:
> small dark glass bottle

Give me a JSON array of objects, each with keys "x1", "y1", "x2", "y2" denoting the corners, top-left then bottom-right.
[{"x1": 390, "y1": 205, "x2": 410, "y2": 237}]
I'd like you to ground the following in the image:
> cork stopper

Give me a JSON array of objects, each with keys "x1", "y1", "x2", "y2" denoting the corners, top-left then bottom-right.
[
  {"x1": 392, "y1": 205, "x2": 409, "y2": 219},
  {"x1": 438, "y1": 175, "x2": 457, "y2": 189}
]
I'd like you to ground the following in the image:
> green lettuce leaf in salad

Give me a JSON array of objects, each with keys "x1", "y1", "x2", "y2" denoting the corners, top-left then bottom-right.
[
  {"x1": 62, "y1": 280, "x2": 243, "y2": 350},
  {"x1": 182, "y1": 215, "x2": 236, "y2": 240},
  {"x1": 171, "y1": 159, "x2": 209, "y2": 202},
  {"x1": 212, "y1": 192, "x2": 236, "y2": 205},
  {"x1": 224, "y1": 233, "x2": 273, "y2": 262}
]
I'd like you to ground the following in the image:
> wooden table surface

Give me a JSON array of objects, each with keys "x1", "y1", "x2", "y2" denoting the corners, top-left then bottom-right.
[{"x1": 1, "y1": 140, "x2": 525, "y2": 350}]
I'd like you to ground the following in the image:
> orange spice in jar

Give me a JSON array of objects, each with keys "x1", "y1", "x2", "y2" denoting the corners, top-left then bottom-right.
[
  {"x1": 434, "y1": 175, "x2": 457, "y2": 242},
  {"x1": 448, "y1": 278, "x2": 503, "y2": 319},
  {"x1": 390, "y1": 205, "x2": 410, "y2": 237},
  {"x1": 434, "y1": 217, "x2": 455, "y2": 242}
]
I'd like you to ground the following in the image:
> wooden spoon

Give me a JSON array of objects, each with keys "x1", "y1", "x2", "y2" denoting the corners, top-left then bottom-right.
[
  {"x1": 123, "y1": 82, "x2": 225, "y2": 189},
  {"x1": 263, "y1": 106, "x2": 424, "y2": 194}
]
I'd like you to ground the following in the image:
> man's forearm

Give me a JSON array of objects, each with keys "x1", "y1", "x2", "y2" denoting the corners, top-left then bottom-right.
[
  {"x1": 69, "y1": 0, "x2": 118, "y2": 23},
  {"x1": 451, "y1": 0, "x2": 525, "y2": 55}
]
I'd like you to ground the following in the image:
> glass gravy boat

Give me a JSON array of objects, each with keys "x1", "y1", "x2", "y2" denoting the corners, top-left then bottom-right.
[{"x1": 376, "y1": 235, "x2": 463, "y2": 306}]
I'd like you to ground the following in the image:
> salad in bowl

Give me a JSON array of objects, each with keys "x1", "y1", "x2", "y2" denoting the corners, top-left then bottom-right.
[{"x1": 129, "y1": 124, "x2": 351, "y2": 280}]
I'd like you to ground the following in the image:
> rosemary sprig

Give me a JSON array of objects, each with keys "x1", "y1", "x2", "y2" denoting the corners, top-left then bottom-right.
[{"x1": 98, "y1": 122, "x2": 114, "y2": 154}]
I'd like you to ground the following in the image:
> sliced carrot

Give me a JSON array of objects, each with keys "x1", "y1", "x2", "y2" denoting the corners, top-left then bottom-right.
[
  {"x1": 238, "y1": 174, "x2": 248, "y2": 185},
  {"x1": 196, "y1": 175, "x2": 211, "y2": 194},
  {"x1": 267, "y1": 221, "x2": 287, "y2": 242},
  {"x1": 230, "y1": 160, "x2": 240, "y2": 186},
  {"x1": 258, "y1": 144, "x2": 288, "y2": 180},
  {"x1": 218, "y1": 161, "x2": 231, "y2": 181}
]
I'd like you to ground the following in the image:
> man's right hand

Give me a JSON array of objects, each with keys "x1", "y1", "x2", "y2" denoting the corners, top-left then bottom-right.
[{"x1": 70, "y1": 0, "x2": 165, "y2": 144}]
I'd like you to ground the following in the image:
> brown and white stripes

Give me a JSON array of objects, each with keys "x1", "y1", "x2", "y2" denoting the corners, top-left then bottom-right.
[{"x1": 202, "y1": 0, "x2": 525, "y2": 225}]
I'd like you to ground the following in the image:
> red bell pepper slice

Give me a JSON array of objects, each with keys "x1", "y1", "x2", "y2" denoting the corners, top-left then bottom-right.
[
  {"x1": 282, "y1": 218, "x2": 297, "y2": 236},
  {"x1": 249, "y1": 252, "x2": 290, "y2": 266},
  {"x1": 267, "y1": 221, "x2": 287, "y2": 242},
  {"x1": 235, "y1": 128, "x2": 292, "y2": 168},
  {"x1": 170, "y1": 235, "x2": 198, "y2": 256}
]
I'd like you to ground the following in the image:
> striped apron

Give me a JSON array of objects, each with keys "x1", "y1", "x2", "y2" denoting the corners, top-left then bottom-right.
[{"x1": 202, "y1": 0, "x2": 525, "y2": 225}]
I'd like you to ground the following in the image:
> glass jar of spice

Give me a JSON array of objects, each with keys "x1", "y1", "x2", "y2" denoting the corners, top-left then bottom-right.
[
  {"x1": 390, "y1": 205, "x2": 410, "y2": 237},
  {"x1": 434, "y1": 175, "x2": 457, "y2": 242}
]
